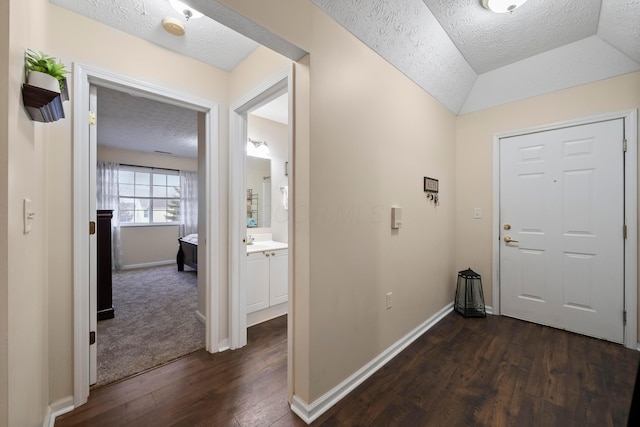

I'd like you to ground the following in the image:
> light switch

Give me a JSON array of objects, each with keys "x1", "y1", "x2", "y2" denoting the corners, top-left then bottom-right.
[
  {"x1": 391, "y1": 207, "x2": 402, "y2": 229},
  {"x1": 24, "y1": 198, "x2": 35, "y2": 234}
]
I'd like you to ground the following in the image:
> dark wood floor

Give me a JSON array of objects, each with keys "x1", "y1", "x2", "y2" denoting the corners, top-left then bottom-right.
[{"x1": 56, "y1": 313, "x2": 640, "y2": 426}]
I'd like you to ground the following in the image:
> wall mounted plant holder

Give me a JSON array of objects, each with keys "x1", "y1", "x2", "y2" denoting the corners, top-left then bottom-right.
[
  {"x1": 23, "y1": 49, "x2": 69, "y2": 123},
  {"x1": 22, "y1": 81, "x2": 67, "y2": 123}
]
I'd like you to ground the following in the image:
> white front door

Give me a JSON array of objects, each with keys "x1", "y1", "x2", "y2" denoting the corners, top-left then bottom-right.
[{"x1": 500, "y1": 119, "x2": 625, "y2": 343}]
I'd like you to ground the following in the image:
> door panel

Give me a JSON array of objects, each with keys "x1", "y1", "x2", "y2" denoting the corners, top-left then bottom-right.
[
  {"x1": 89, "y1": 85, "x2": 98, "y2": 385},
  {"x1": 500, "y1": 119, "x2": 624, "y2": 343}
]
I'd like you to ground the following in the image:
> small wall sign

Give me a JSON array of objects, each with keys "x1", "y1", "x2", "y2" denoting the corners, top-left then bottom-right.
[{"x1": 424, "y1": 177, "x2": 439, "y2": 193}]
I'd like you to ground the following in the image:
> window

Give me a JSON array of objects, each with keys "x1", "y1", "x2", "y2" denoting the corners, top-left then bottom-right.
[{"x1": 118, "y1": 165, "x2": 180, "y2": 225}]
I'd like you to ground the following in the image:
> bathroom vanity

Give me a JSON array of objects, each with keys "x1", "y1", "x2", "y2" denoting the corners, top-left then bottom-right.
[{"x1": 246, "y1": 235, "x2": 288, "y2": 326}]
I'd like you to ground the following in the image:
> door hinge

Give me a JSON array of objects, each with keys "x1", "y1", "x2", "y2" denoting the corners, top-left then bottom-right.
[
  {"x1": 89, "y1": 331, "x2": 96, "y2": 345},
  {"x1": 623, "y1": 311, "x2": 627, "y2": 325},
  {"x1": 623, "y1": 138, "x2": 628, "y2": 153},
  {"x1": 90, "y1": 221, "x2": 96, "y2": 235},
  {"x1": 89, "y1": 111, "x2": 97, "y2": 126},
  {"x1": 624, "y1": 224, "x2": 627, "y2": 239}
]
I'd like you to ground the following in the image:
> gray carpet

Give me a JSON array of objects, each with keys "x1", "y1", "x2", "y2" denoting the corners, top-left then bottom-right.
[{"x1": 96, "y1": 264, "x2": 204, "y2": 386}]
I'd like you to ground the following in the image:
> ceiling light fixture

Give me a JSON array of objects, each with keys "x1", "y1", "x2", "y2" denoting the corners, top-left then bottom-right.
[
  {"x1": 482, "y1": 0, "x2": 528, "y2": 13},
  {"x1": 162, "y1": 18, "x2": 185, "y2": 36},
  {"x1": 168, "y1": 0, "x2": 204, "y2": 21},
  {"x1": 247, "y1": 138, "x2": 270, "y2": 158}
]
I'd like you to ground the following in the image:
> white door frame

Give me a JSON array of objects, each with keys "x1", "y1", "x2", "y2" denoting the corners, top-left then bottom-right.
[
  {"x1": 72, "y1": 63, "x2": 220, "y2": 406},
  {"x1": 229, "y1": 66, "x2": 292, "y2": 350},
  {"x1": 492, "y1": 109, "x2": 638, "y2": 349}
]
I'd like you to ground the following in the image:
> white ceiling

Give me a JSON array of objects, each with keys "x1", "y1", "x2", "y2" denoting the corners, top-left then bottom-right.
[
  {"x1": 311, "y1": 0, "x2": 640, "y2": 113},
  {"x1": 52, "y1": 0, "x2": 640, "y2": 156},
  {"x1": 50, "y1": 0, "x2": 260, "y2": 72}
]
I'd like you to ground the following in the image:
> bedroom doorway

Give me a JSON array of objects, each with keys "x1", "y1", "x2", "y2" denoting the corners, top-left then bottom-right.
[
  {"x1": 91, "y1": 84, "x2": 206, "y2": 386},
  {"x1": 73, "y1": 64, "x2": 221, "y2": 406}
]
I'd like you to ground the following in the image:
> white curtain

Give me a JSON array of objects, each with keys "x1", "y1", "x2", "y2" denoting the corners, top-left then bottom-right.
[
  {"x1": 97, "y1": 161, "x2": 124, "y2": 270},
  {"x1": 180, "y1": 170, "x2": 198, "y2": 237}
]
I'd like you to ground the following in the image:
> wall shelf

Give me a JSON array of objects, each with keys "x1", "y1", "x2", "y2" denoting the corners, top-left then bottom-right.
[{"x1": 21, "y1": 80, "x2": 68, "y2": 123}]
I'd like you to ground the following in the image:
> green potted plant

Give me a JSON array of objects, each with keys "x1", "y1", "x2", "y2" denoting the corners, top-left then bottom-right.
[{"x1": 25, "y1": 49, "x2": 68, "y2": 95}]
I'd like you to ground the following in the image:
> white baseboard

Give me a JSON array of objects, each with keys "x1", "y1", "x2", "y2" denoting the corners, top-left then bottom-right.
[
  {"x1": 218, "y1": 338, "x2": 230, "y2": 352},
  {"x1": 290, "y1": 302, "x2": 454, "y2": 424},
  {"x1": 636, "y1": 341, "x2": 640, "y2": 351},
  {"x1": 195, "y1": 310, "x2": 206, "y2": 325},
  {"x1": 121, "y1": 260, "x2": 175, "y2": 270},
  {"x1": 43, "y1": 396, "x2": 74, "y2": 427},
  {"x1": 485, "y1": 305, "x2": 494, "y2": 315},
  {"x1": 247, "y1": 303, "x2": 288, "y2": 327}
]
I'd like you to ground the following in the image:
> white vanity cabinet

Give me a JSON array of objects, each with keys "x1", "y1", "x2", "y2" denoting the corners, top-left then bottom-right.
[
  {"x1": 269, "y1": 249, "x2": 288, "y2": 306},
  {"x1": 246, "y1": 252, "x2": 270, "y2": 313},
  {"x1": 246, "y1": 248, "x2": 288, "y2": 315}
]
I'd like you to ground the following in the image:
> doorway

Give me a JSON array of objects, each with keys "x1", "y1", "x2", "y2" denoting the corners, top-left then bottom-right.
[
  {"x1": 493, "y1": 110, "x2": 638, "y2": 349},
  {"x1": 73, "y1": 64, "x2": 221, "y2": 406},
  {"x1": 92, "y1": 85, "x2": 205, "y2": 386},
  {"x1": 229, "y1": 67, "x2": 293, "y2": 351}
]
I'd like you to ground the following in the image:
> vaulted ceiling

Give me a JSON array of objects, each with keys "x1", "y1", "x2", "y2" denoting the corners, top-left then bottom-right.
[
  {"x1": 51, "y1": 0, "x2": 640, "y2": 156},
  {"x1": 310, "y1": 0, "x2": 640, "y2": 114}
]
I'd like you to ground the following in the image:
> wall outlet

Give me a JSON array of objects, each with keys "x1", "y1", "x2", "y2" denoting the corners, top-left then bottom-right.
[
  {"x1": 386, "y1": 292, "x2": 392, "y2": 310},
  {"x1": 473, "y1": 208, "x2": 482, "y2": 219}
]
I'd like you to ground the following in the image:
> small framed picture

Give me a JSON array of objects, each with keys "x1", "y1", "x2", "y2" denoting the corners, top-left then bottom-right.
[{"x1": 424, "y1": 177, "x2": 439, "y2": 193}]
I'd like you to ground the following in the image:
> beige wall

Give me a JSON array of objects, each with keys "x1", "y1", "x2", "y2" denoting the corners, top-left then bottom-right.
[
  {"x1": 45, "y1": 3, "x2": 230, "y2": 405},
  {"x1": 306, "y1": 12, "x2": 457, "y2": 400},
  {"x1": 456, "y1": 71, "x2": 640, "y2": 327},
  {"x1": 247, "y1": 115, "x2": 289, "y2": 242},
  {"x1": 220, "y1": 0, "x2": 458, "y2": 403},
  {"x1": 97, "y1": 146, "x2": 198, "y2": 172},
  {"x1": 4, "y1": 0, "x2": 51, "y2": 425},
  {"x1": 0, "y1": 0, "x2": 9, "y2": 422}
]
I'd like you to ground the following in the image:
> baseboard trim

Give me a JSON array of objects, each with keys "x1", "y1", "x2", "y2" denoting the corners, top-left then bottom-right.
[
  {"x1": 43, "y1": 396, "x2": 74, "y2": 427},
  {"x1": 195, "y1": 310, "x2": 206, "y2": 325},
  {"x1": 121, "y1": 260, "x2": 175, "y2": 270},
  {"x1": 485, "y1": 305, "x2": 494, "y2": 315},
  {"x1": 247, "y1": 303, "x2": 288, "y2": 327},
  {"x1": 290, "y1": 302, "x2": 454, "y2": 424},
  {"x1": 218, "y1": 338, "x2": 230, "y2": 352}
]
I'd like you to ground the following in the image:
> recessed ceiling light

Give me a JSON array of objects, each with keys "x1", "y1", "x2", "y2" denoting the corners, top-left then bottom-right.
[
  {"x1": 162, "y1": 18, "x2": 185, "y2": 36},
  {"x1": 482, "y1": 0, "x2": 528, "y2": 13}
]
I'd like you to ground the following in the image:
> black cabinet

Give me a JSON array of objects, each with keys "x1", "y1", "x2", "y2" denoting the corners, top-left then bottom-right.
[{"x1": 97, "y1": 209, "x2": 115, "y2": 321}]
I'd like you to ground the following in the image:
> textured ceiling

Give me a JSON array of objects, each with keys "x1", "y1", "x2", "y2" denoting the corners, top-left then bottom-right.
[
  {"x1": 425, "y1": 0, "x2": 601, "y2": 73},
  {"x1": 97, "y1": 86, "x2": 199, "y2": 158},
  {"x1": 54, "y1": 0, "x2": 640, "y2": 130},
  {"x1": 97, "y1": 87, "x2": 286, "y2": 159},
  {"x1": 311, "y1": 0, "x2": 640, "y2": 114},
  {"x1": 50, "y1": 0, "x2": 260, "y2": 71}
]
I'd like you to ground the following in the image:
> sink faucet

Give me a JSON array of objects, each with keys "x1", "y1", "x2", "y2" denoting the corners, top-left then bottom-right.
[{"x1": 246, "y1": 234, "x2": 255, "y2": 244}]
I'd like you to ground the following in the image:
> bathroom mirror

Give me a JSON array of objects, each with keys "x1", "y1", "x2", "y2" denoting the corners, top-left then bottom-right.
[{"x1": 246, "y1": 156, "x2": 271, "y2": 228}]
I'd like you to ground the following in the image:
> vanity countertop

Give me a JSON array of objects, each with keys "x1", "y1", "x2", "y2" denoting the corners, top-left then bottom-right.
[{"x1": 246, "y1": 240, "x2": 288, "y2": 254}]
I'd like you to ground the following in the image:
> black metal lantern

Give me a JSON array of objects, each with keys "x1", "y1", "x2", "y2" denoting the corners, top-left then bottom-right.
[{"x1": 454, "y1": 268, "x2": 486, "y2": 318}]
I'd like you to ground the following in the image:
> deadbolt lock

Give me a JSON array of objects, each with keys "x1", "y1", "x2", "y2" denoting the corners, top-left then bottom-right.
[{"x1": 503, "y1": 224, "x2": 511, "y2": 230}]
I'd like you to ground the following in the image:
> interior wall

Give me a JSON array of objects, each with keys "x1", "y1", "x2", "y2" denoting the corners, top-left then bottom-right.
[
  {"x1": 248, "y1": 115, "x2": 289, "y2": 242},
  {"x1": 0, "y1": 0, "x2": 9, "y2": 422},
  {"x1": 455, "y1": 71, "x2": 640, "y2": 329},
  {"x1": 44, "y1": 3, "x2": 230, "y2": 404},
  {"x1": 306, "y1": 11, "x2": 457, "y2": 400},
  {"x1": 218, "y1": 0, "x2": 457, "y2": 404},
  {"x1": 97, "y1": 146, "x2": 198, "y2": 172},
  {"x1": 5, "y1": 0, "x2": 51, "y2": 425}
]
